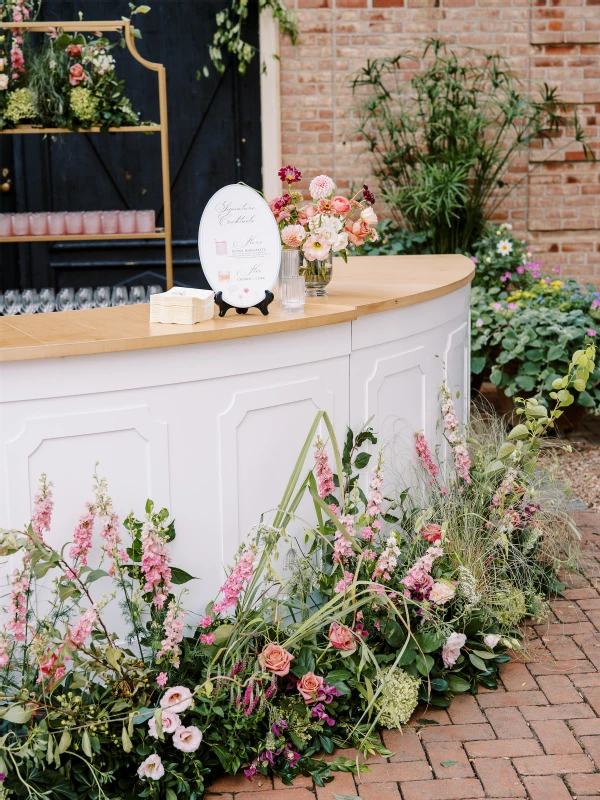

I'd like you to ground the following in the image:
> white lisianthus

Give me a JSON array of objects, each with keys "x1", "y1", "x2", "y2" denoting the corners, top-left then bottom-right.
[
  {"x1": 137, "y1": 754, "x2": 164, "y2": 781},
  {"x1": 331, "y1": 231, "x2": 349, "y2": 252},
  {"x1": 360, "y1": 206, "x2": 378, "y2": 225},
  {"x1": 484, "y1": 634, "x2": 501, "y2": 649}
]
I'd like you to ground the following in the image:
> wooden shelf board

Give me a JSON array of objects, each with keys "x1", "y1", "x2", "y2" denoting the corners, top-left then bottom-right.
[
  {"x1": 0, "y1": 231, "x2": 166, "y2": 243},
  {"x1": 0, "y1": 125, "x2": 160, "y2": 135}
]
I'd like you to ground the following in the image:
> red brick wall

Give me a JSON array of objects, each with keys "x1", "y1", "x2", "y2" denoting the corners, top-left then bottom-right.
[{"x1": 278, "y1": 0, "x2": 600, "y2": 284}]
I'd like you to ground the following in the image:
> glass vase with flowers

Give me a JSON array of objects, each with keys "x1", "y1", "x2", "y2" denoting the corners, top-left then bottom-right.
[{"x1": 270, "y1": 166, "x2": 379, "y2": 296}]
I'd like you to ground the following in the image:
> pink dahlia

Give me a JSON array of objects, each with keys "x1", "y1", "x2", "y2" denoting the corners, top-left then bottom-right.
[
  {"x1": 309, "y1": 174, "x2": 335, "y2": 201},
  {"x1": 281, "y1": 224, "x2": 307, "y2": 248}
]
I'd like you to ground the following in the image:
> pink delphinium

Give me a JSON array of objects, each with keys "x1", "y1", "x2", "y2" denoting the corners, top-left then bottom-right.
[
  {"x1": 93, "y1": 474, "x2": 127, "y2": 576},
  {"x1": 212, "y1": 545, "x2": 257, "y2": 614},
  {"x1": 440, "y1": 384, "x2": 472, "y2": 484},
  {"x1": 69, "y1": 503, "x2": 95, "y2": 565},
  {"x1": 281, "y1": 224, "x2": 307, "y2": 248},
  {"x1": 302, "y1": 234, "x2": 330, "y2": 262},
  {"x1": 309, "y1": 174, "x2": 335, "y2": 200},
  {"x1": 332, "y1": 515, "x2": 355, "y2": 564},
  {"x1": 156, "y1": 671, "x2": 168, "y2": 687},
  {"x1": 366, "y1": 451, "x2": 384, "y2": 518},
  {"x1": 314, "y1": 437, "x2": 335, "y2": 498},
  {"x1": 0, "y1": 636, "x2": 9, "y2": 667},
  {"x1": 199, "y1": 633, "x2": 216, "y2": 645},
  {"x1": 334, "y1": 570, "x2": 355, "y2": 594},
  {"x1": 141, "y1": 520, "x2": 172, "y2": 608},
  {"x1": 157, "y1": 601, "x2": 186, "y2": 668},
  {"x1": 31, "y1": 474, "x2": 53, "y2": 543},
  {"x1": 414, "y1": 431, "x2": 439, "y2": 483},
  {"x1": 372, "y1": 533, "x2": 400, "y2": 581},
  {"x1": 68, "y1": 606, "x2": 97, "y2": 647},
  {"x1": 199, "y1": 615, "x2": 212, "y2": 629},
  {"x1": 6, "y1": 567, "x2": 29, "y2": 642},
  {"x1": 401, "y1": 546, "x2": 443, "y2": 600}
]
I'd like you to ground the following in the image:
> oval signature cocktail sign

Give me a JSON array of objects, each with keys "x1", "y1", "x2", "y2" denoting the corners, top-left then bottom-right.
[{"x1": 198, "y1": 184, "x2": 281, "y2": 309}]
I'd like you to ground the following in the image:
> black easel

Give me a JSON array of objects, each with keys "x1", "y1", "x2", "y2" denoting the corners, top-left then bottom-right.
[{"x1": 214, "y1": 290, "x2": 274, "y2": 318}]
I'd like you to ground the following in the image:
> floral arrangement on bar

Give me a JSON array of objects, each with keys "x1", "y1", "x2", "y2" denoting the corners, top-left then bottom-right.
[
  {"x1": 0, "y1": 344, "x2": 594, "y2": 798},
  {"x1": 269, "y1": 165, "x2": 379, "y2": 291},
  {"x1": 0, "y1": 2, "x2": 148, "y2": 130}
]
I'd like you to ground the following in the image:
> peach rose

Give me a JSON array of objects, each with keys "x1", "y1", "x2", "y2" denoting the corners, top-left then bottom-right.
[
  {"x1": 297, "y1": 671, "x2": 326, "y2": 704},
  {"x1": 66, "y1": 44, "x2": 82, "y2": 57},
  {"x1": 302, "y1": 205, "x2": 318, "y2": 219},
  {"x1": 69, "y1": 63, "x2": 86, "y2": 86},
  {"x1": 328, "y1": 621, "x2": 356, "y2": 652},
  {"x1": 259, "y1": 643, "x2": 294, "y2": 676},
  {"x1": 421, "y1": 523, "x2": 442, "y2": 544},
  {"x1": 345, "y1": 218, "x2": 371, "y2": 247},
  {"x1": 331, "y1": 195, "x2": 351, "y2": 214}
]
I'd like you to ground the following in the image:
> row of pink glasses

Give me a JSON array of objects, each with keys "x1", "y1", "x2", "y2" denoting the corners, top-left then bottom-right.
[{"x1": 0, "y1": 210, "x2": 156, "y2": 237}]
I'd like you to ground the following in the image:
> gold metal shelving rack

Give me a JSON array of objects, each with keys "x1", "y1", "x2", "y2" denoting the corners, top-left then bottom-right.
[{"x1": 0, "y1": 20, "x2": 173, "y2": 288}]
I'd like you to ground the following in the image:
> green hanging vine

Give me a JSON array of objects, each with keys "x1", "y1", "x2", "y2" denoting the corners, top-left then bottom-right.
[{"x1": 205, "y1": 0, "x2": 298, "y2": 77}]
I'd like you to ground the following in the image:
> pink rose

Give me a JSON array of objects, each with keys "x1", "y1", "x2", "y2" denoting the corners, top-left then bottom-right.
[
  {"x1": 328, "y1": 621, "x2": 356, "y2": 652},
  {"x1": 66, "y1": 44, "x2": 82, "y2": 57},
  {"x1": 421, "y1": 524, "x2": 442, "y2": 544},
  {"x1": 401, "y1": 567, "x2": 434, "y2": 597},
  {"x1": 259, "y1": 643, "x2": 294, "y2": 676},
  {"x1": 331, "y1": 195, "x2": 351, "y2": 214},
  {"x1": 172, "y1": 725, "x2": 203, "y2": 753},
  {"x1": 302, "y1": 205, "x2": 318, "y2": 219},
  {"x1": 69, "y1": 63, "x2": 86, "y2": 86},
  {"x1": 297, "y1": 671, "x2": 326, "y2": 704},
  {"x1": 345, "y1": 218, "x2": 371, "y2": 247}
]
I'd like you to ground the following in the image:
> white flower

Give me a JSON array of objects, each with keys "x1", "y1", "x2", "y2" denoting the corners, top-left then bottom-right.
[
  {"x1": 484, "y1": 634, "x2": 501, "y2": 649},
  {"x1": 309, "y1": 214, "x2": 342, "y2": 241},
  {"x1": 331, "y1": 231, "x2": 349, "y2": 252},
  {"x1": 0, "y1": 75, "x2": 8, "y2": 91},
  {"x1": 137, "y1": 754, "x2": 164, "y2": 781},
  {"x1": 360, "y1": 207, "x2": 378, "y2": 225},
  {"x1": 499, "y1": 223, "x2": 513, "y2": 231},
  {"x1": 442, "y1": 632, "x2": 466, "y2": 668},
  {"x1": 309, "y1": 174, "x2": 335, "y2": 200},
  {"x1": 496, "y1": 239, "x2": 513, "y2": 256},
  {"x1": 148, "y1": 710, "x2": 181, "y2": 738},
  {"x1": 172, "y1": 725, "x2": 203, "y2": 753}
]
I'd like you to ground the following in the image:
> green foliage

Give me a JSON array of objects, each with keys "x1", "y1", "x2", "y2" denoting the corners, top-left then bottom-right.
[{"x1": 352, "y1": 40, "x2": 593, "y2": 254}]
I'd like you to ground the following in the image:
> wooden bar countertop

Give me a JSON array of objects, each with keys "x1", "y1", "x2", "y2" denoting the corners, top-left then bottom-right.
[{"x1": 0, "y1": 255, "x2": 474, "y2": 363}]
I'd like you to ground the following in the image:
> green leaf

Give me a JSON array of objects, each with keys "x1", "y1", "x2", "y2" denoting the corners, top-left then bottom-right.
[
  {"x1": 548, "y1": 345, "x2": 564, "y2": 360},
  {"x1": 468, "y1": 653, "x2": 488, "y2": 671},
  {"x1": 2, "y1": 705, "x2": 33, "y2": 724},
  {"x1": 326, "y1": 669, "x2": 352, "y2": 682},
  {"x1": 122, "y1": 724, "x2": 133, "y2": 753},
  {"x1": 85, "y1": 569, "x2": 109, "y2": 584},
  {"x1": 354, "y1": 452, "x2": 372, "y2": 469},
  {"x1": 166, "y1": 790, "x2": 178, "y2": 800},
  {"x1": 429, "y1": 677, "x2": 449, "y2": 692},
  {"x1": 577, "y1": 391, "x2": 595, "y2": 408},
  {"x1": 212, "y1": 624, "x2": 234, "y2": 646},
  {"x1": 485, "y1": 460, "x2": 505, "y2": 474},
  {"x1": 415, "y1": 631, "x2": 444, "y2": 653},
  {"x1": 170, "y1": 567, "x2": 196, "y2": 584},
  {"x1": 446, "y1": 675, "x2": 471, "y2": 692},
  {"x1": 415, "y1": 653, "x2": 434, "y2": 676},
  {"x1": 515, "y1": 375, "x2": 536, "y2": 391},
  {"x1": 507, "y1": 424, "x2": 529, "y2": 440},
  {"x1": 82, "y1": 729, "x2": 93, "y2": 758},
  {"x1": 471, "y1": 356, "x2": 486, "y2": 375},
  {"x1": 441, "y1": 760, "x2": 458, "y2": 767},
  {"x1": 58, "y1": 730, "x2": 71, "y2": 754}
]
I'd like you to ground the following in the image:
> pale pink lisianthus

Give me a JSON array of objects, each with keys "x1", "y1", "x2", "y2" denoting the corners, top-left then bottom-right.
[
  {"x1": 148, "y1": 710, "x2": 181, "y2": 738},
  {"x1": 309, "y1": 174, "x2": 335, "y2": 200},
  {"x1": 172, "y1": 725, "x2": 203, "y2": 753},
  {"x1": 137, "y1": 754, "x2": 165, "y2": 780},
  {"x1": 442, "y1": 632, "x2": 466, "y2": 668},
  {"x1": 429, "y1": 581, "x2": 456, "y2": 605},
  {"x1": 331, "y1": 195, "x2": 351, "y2": 214},
  {"x1": 302, "y1": 235, "x2": 331, "y2": 262},
  {"x1": 159, "y1": 685, "x2": 193, "y2": 713},
  {"x1": 281, "y1": 224, "x2": 307, "y2": 248},
  {"x1": 484, "y1": 634, "x2": 501, "y2": 649}
]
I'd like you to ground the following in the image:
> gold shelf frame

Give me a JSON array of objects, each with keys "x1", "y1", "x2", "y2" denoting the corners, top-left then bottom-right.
[{"x1": 0, "y1": 20, "x2": 173, "y2": 288}]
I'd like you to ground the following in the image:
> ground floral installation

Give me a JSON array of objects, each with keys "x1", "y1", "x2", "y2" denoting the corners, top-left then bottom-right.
[
  {"x1": 269, "y1": 165, "x2": 378, "y2": 280},
  {"x1": 0, "y1": 0, "x2": 148, "y2": 130},
  {"x1": 0, "y1": 345, "x2": 596, "y2": 799}
]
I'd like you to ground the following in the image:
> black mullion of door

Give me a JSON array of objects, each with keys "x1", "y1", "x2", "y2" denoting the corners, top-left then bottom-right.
[{"x1": 0, "y1": 0, "x2": 262, "y2": 293}]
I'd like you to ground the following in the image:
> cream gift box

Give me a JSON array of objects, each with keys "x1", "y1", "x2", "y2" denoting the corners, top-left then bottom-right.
[{"x1": 150, "y1": 287, "x2": 215, "y2": 324}]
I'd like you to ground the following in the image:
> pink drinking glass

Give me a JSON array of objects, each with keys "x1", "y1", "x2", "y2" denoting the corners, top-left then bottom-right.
[
  {"x1": 48, "y1": 212, "x2": 66, "y2": 236},
  {"x1": 65, "y1": 212, "x2": 83, "y2": 235},
  {"x1": 30, "y1": 212, "x2": 48, "y2": 236},
  {"x1": 118, "y1": 210, "x2": 136, "y2": 234},
  {"x1": 101, "y1": 211, "x2": 119, "y2": 234},
  {"x1": 83, "y1": 211, "x2": 102, "y2": 234},
  {"x1": 0, "y1": 214, "x2": 12, "y2": 237},
  {"x1": 136, "y1": 209, "x2": 155, "y2": 234},
  {"x1": 12, "y1": 214, "x2": 30, "y2": 236}
]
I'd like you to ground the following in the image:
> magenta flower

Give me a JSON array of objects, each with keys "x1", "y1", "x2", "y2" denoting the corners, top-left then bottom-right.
[
  {"x1": 278, "y1": 165, "x2": 301, "y2": 184},
  {"x1": 362, "y1": 184, "x2": 375, "y2": 205},
  {"x1": 587, "y1": 329, "x2": 597, "y2": 337}
]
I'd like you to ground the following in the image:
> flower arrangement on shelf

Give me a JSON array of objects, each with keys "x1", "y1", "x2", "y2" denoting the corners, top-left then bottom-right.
[
  {"x1": 269, "y1": 165, "x2": 379, "y2": 294},
  {"x1": 0, "y1": 345, "x2": 593, "y2": 798},
  {"x1": 0, "y1": 3, "x2": 148, "y2": 130}
]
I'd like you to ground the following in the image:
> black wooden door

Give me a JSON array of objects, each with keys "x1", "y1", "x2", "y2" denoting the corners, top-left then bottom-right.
[{"x1": 0, "y1": 0, "x2": 262, "y2": 292}]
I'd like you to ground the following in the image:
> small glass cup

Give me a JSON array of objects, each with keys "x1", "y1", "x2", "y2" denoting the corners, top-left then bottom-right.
[
  {"x1": 12, "y1": 214, "x2": 30, "y2": 236},
  {"x1": 129, "y1": 285, "x2": 147, "y2": 304},
  {"x1": 4, "y1": 289, "x2": 22, "y2": 315},
  {"x1": 118, "y1": 211, "x2": 136, "y2": 234},
  {"x1": 39, "y1": 288, "x2": 56, "y2": 313},
  {"x1": 280, "y1": 276, "x2": 306, "y2": 313},
  {"x1": 111, "y1": 286, "x2": 129, "y2": 306},
  {"x1": 101, "y1": 211, "x2": 119, "y2": 234},
  {"x1": 56, "y1": 287, "x2": 75, "y2": 312},
  {"x1": 65, "y1": 212, "x2": 83, "y2": 235},
  {"x1": 147, "y1": 285, "x2": 163, "y2": 297},
  {"x1": 30, "y1": 213, "x2": 48, "y2": 236},
  {"x1": 21, "y1": 288, "x2": 39, "y2": 314},
  {"x1": 93, "y1": 286, "x2": 111, "y2": 308},
  {"x1": 75, "y1": 287, "x2": 94, "y2": 310},
  {"x1": 0, "y1": 214, "x2": 12, "y2": 237},
  {"x1": 48, "y1": 212, "x2": 66, "y2": 236},
  {"x1": 136, "y1": 209, "x2": 155, "y2": 234},
  {"x1": 83, "y1": 211, "x2": 102, "y2": 235}
]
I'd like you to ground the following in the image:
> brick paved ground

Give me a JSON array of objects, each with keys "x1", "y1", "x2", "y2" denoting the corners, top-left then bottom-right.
[{"x1": 208, "y1": 509, "x2": 600, "y2": 800}]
